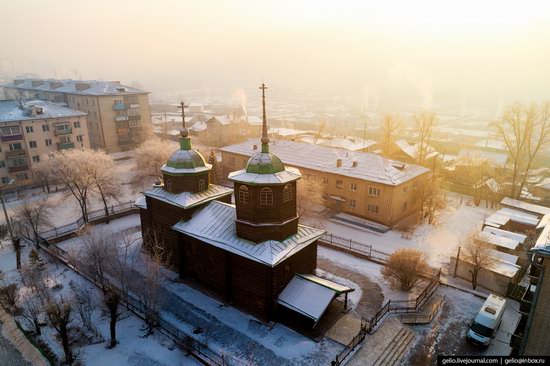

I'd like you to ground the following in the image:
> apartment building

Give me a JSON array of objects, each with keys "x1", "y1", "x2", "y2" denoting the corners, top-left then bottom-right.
[
  {"x1": 0, "y1": 100, "x2": 89, "y2": 187},
  {"x1": 220, "y1": 140, "x2": 431, "y2": 227},
  {"x1": 3, "y1": 79, "x2": 151, "y2": 152}
]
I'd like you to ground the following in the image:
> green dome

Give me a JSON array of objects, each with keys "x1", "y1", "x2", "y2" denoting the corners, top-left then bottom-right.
[
  {"x1": 166, "y1": 149, "x2": 207, "y2": 170},
  {"x1": 245, "y1": 152, "x2": 285, "y2": 174}
]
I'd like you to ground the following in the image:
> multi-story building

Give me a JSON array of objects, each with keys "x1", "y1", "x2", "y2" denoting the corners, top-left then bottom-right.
[
  {"x1": 0, "y1": 100, "x2": 89, "y2": 187},
  {"x1": 3, "y1": 79, "x2": 151, "y2": 152},
  {"x1": 220, "y1": 140, "x2": 431, "y2": 227}
]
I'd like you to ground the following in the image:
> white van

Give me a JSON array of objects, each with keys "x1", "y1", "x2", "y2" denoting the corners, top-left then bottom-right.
[{"x1": 466, "y1": 294, "x2": 507, "y2": 347}]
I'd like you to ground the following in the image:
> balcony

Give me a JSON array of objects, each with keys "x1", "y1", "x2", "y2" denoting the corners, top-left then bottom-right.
[
  {"x1": 8, "y1": 165, "x2": 29, "y2": 173},
  {"x1": 113, "y1": 102, "x2": 127, "y2": 110},
  {"x1": 1, "y1": 134, "x2": 23, "y2": 142},
  {"x1": 115, "y1": 115, "x2": 129, "y2": 122},
  {"x1": 6, "y1": 149, "x2": 27, "y2": 159},
  {"x1": 128, "y1": 103, "x2": 139, "y2": 109},
  {"x1": 57, "y1": 142, "x2": 75, "y2": 150},
  {"x1": 128, "y1": 114, "x2": 141, "y2": 120},
  {"x1": 117, "y1": 128, "x2": 130, "y2": 135},
  {"x1": 54, "y1": 127, "x2": 72, "y2": 136}
]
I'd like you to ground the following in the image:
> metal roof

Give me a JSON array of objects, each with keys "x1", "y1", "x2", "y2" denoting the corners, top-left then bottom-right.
[
  {"x1": 172, "y1": 201, "x2": 324, "y2": 266},
  {"x1": 3, "y1": 79, "x2": 148, "y2": 96},
  {"x1": 143, "y1": 184, "x2": 232, "y2": 209},
  {"x1": 0, "y1": 100, "x2": 86, "y2": 123},
  {"x1": 221, "y1": 140, "x2": 430, "y2": 186},
  {"x1": 228, "y1": 166, "x2": 301, "y2": 185},
  {"x1": 500, "y1": 197, "x2": 550, "y2": 217}
]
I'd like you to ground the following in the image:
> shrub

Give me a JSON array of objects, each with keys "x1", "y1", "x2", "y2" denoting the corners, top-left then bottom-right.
[{"x1": 382, "y1": 249, "x2": 429, "y2": 291}]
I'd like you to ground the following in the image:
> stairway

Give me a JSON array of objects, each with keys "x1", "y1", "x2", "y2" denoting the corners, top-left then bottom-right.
[
  {"x1": 347, "y1": 317, "x2": 416, "y2": 366},
  {"x1": 372, "y1": 325, "x2": 416, "y2": 366}
]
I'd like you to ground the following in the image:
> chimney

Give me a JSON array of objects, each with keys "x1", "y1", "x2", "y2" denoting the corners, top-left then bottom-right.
[
  {"x1": 336, "y1": 158, "x2": 342, "y2": 167},
  {"x1": 352, "y1": 161, "x2": 358, "y2": 167}
]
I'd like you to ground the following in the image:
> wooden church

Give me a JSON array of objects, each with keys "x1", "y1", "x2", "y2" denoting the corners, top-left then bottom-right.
[{"x1": 136, "y1": 85, "x2": 353, "y2": 327}]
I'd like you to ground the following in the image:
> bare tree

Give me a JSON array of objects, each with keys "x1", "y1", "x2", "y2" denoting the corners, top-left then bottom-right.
[
  {"x1": 382, "y1": 248, "x2": 429, "y2": 291},
  {"x1": 14, "y1": 198, "x2": 52, "y2": 248},
  {"x1": 132, "y1": 138, "x2": 177, "y2": 189},
  {"x1": 494, "y1": 102, "x2": 550, "y2": 198},
  {"x1": 381, "y1": 114, "x2": 402, "y2": 158},
  {"x1": 45, "y1": 295, "x2": 75, "y2": 365},
  {"x1": 109, "y1": 233, "x2": 140, "y2": 305},
  {"x1": 417, "y1": 176, "x2": 445, "y2": 224},
  {"x1": 461, "y1": 233, "x2": 497, "y2": 290},
  {"x1": 50, "y1": 150, "x2": 94, "y2": 222},
  {"x1": 69, "y1": 280, "x2": 97, "y2": 334},
  {"x1": 412, "y1": 111, "x2": 437, "y2": 163},
  {"x1": 103, "y1": 289, "x2": 121, "y2": 348},
  {"x1": 79, "y1": 229, "x2": 114, "y2": 293},
  {"x1": 19, "y1": 291, "x2": 42, "y2": 335}
]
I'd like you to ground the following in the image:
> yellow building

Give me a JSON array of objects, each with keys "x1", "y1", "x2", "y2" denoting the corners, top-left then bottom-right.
[
  {"x1": 0, "y1": 100, "x2": 89, "y2": 187},
  {"x1": 3, "y1": 79, "x2": 151, "y2": 152},
  {"x1": 220, "y1": 140, "x2": 431, "y2": 227}
]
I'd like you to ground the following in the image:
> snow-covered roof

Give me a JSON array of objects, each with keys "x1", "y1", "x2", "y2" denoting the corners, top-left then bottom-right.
[
  {"x1": 476, "y1": 231, "x2": 520, "y2": 251},
  {"x1": 533, "y1": 223, "x2": 550, "y2": 257},
  {"x1": 134, "y1": 195, "x2": 147, "y2": 209},
  {"x1": 189, "y1": 122, "x2": 207, "y2": 132},
  {"x1": 0, "y1": 100, "x2": 86, "y2": 123},
  {"x1": 206, "y1": 115, "x2": 232, "y2": 126},
  {"x1": 228, "y1": 166, "x2": 302, "y2": 185},
  {"x1": 461, "y1": 250, "x2": 520, "y2": 278},
  {"x1": 500, "y1": 197, "x2": 550, "y2": 217},
  {"x1": 484, "y1": 213, "x2": 511, "y2": 228},
  {"x1": 269, "y1": 127, "x2": 314, "y2": 137},
  {"x1": 221, "y1": 140, "x2": 430, "y2": 186},
  {"x1": 4, "y1": 79, "x2": 148, "y2": 96},
  {"x1": 143, "y1": 185, "x2": 232, "y2": 209},
  {"x1": 458, "y1": 148, "x2": 508, "y2": 166},
  {"x1": 394, "y1": 139, "x2": 438, "y2": 160},
  {"x1": 482, "y1": 227, "x2": 527, "y2": 245},
  {"x1": 277, "y1": 274, "x2": 352, "y2": 323},
  {"x1": 498, "y1": 208, "x2": 540, "y2": 227},
  {"x1": 172, "y1": 201, "x2": 324, "y2": 266}
]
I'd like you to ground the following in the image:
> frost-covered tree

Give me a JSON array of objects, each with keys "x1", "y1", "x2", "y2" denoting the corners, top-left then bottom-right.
[
  {"x1": 412, "y1": 111, "x2": 437, "y2": 163},
  {"x1": 132, "y1": 138, "x2": 177, "y2": 189},
  {"x1": 78, "y1": 229, "x2": 114, "y2": 293},
  {"x1": 86, "y1": 150, "x2": 120, "y2": 224},
  {"x1": 381, "y1": 114, "x2": 402, "y2": 158},
  {"x1": 46, "y1": 295, "x2": 75, "y2": 365},
  {"x1": 31, "y1": 155, "x2": 56, "y2": 193},
  {"x1": 382, "y1": 248, "x2": 429, "y2": 291},
  {"x1": 462, "y1": 233, "x2": 497, "y2": 290}
]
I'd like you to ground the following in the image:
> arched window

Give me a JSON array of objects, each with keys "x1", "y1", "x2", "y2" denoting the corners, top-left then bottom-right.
[
  {"x1": 238, "y1": 185, "x2": 249, "y2": 204},
  {"x1": 260, "y1": 187, "x2": 273, "y2": 205},
  {"x1": 283, "y1": 184, "x2": 293, "y2": 203},
  {"x1": 165, "y1": 179, "x2": 172, "y2": 191},
  {"x1": 198, "y1": 179, "x2": 206, "y2": 191}
]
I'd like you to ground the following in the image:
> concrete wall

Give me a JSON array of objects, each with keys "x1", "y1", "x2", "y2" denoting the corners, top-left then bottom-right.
[
  {"x1": 449, "y1": 257, "x2": 512, "y2": 296},
  {"x1": 524, "y1": 256, "x2": 550, "y2": 355}
]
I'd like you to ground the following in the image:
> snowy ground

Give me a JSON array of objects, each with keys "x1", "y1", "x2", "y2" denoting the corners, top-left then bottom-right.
[
  {"x1": 0, "y1": 238, "x2": 200, "y2": 366},
  {"x1": 306, "y1": 192, "x2": 496, "y2": 268},
  {"x1": 53, "y1": 215, "x2": 345, "y2": 366}
]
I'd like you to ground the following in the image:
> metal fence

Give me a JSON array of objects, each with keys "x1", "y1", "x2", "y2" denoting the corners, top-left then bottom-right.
[
  {"x1": 319, "y1": 233, "x2": 391, "y2": 263},
  {"x1": 39, "y1": 201, "x2": 135, "y2": 239}
]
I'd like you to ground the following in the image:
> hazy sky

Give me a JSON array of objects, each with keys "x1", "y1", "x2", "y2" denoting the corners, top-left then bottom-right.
[{"x1": 2, "y1": 0, "x2": 550, "y2": 105}]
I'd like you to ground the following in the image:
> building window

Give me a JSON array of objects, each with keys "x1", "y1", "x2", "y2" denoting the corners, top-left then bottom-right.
[
  {"x1": 350, "y1": 183, "x2": 357, "y2": 191},
  {"x1": 16, "y1": 173, "x2": 28, "y2": 180},
  {"x1": 336, "y1": 180, "x2": 343, "y2": 189},
  {"x1": 367, "y1": 204, "x2": 379, "y2": 214},
  {"x1": 55, "y1": 124, "x2": 71, "y2": 133},
  {"x1": 42, "y1": 124, "x2": 49, "y2": 132},
  {"x1": 25, "y1": 126, "x2": 33, "y2": 133},
  {"x1": 73, "y1": 121, "x2": 81, "y2": 128},
  {"x1": 321, "y1": 194, "x2": 328, "y2": 201},
  {"x1": 403, "y1": 185, "x2": 408, "y2": 193},
  {"x1": 165, "y1": 179, "x2": 172, "y2": 191},
  {"x1": 403, "y1": 202, "x2": 408, "y2": 211},
  {"x1": 0, "y1": 161, "x2": 5, "y2": 168},
  {"x1": 368, "y1": 187, "x2": 381, "y2": 197},
  {"x1": 238, "y1": 185, "x2": 249, "y2": 204},
  {"x1": 1, "y1": 177, "x2": 9, "y2": 184},
  {"x1": 322, "y1": 177, "x2": 329, "y2": 184},
  {"x1": 283, "y1": 184, "x2": 293, "y2": 202},
  {"x1": 350, "y1": 200, "x2": 356, "y2": 208},
  {"x1": 1, "y1": 126, "x2": 22, "y2": 136},
  {"x1": 198, "y1": 179, "x2": 206, "y2": 191},
  {"x1": 45, "y1": 139, "x2": 52, "y2": 147},
  {"x1": 260, "y1": 187, "x2": 273, "y2": 205},
  {"x1": 32, "y1": 155, "x2": 40, "y2": 163},
  {"x1": 129, "y1": 120, "x2": 141, "y2": 128},
  {"x1": 77, "y1": 135, "x2": 83, "y2": 142},
  {"x1": 413, "y1": 181, "x2": 418, "y2": 190},
  {"x1": 9, "y1": 143, "x2": 23, "y2": 151},
  {"x1": 29, "y1": 141, "x2": 37, "y2": 149}
]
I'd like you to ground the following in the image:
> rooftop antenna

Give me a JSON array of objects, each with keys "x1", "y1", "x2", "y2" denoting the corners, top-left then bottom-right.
[{"x1": 260, "y1": 83, "x2": 269, "y2": 153}]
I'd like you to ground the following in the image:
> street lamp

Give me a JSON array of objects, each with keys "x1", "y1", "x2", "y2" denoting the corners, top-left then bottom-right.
[{"x1": 0, "y1": 178, "x2": 16, "y2": 248}]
